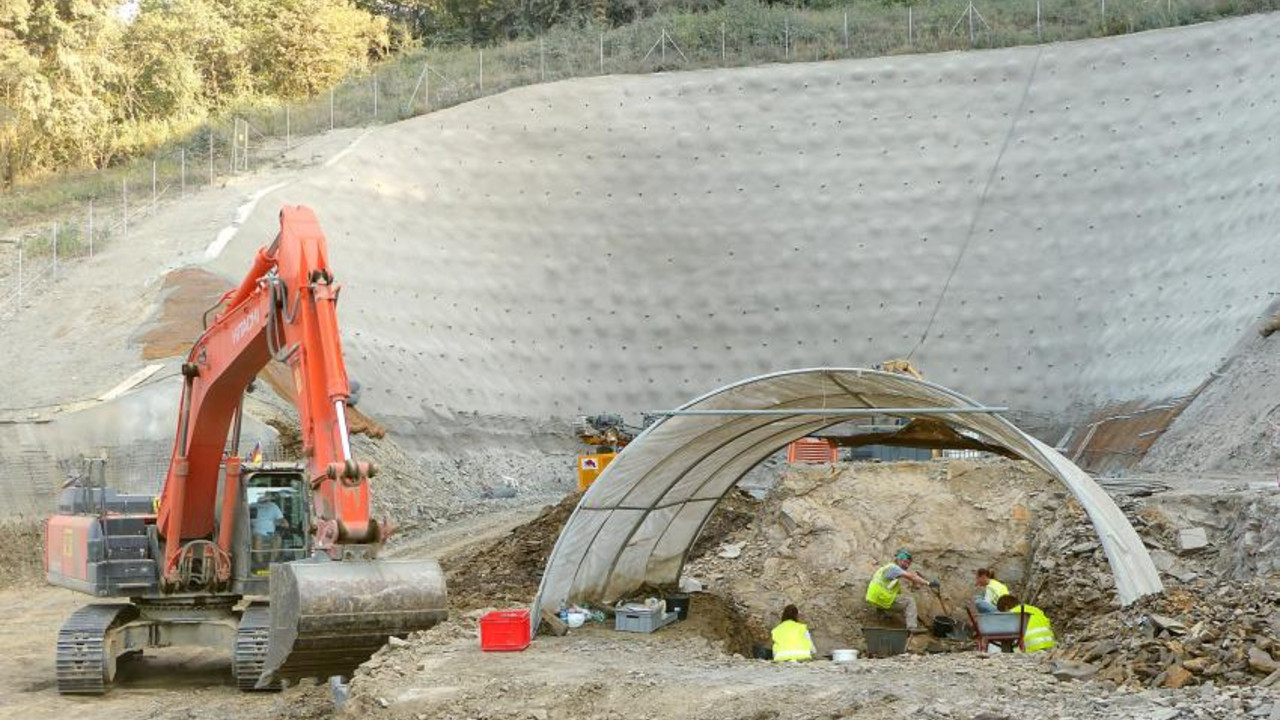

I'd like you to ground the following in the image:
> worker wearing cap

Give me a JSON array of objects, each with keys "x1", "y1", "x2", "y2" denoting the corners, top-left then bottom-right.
[
  {"x1": 974, "y1": 568, "x2": 1009, "y2": 614},
  {"x1": 770, "y1": 604, "x2": 816, "y2": 662},
  {"x1": 996, "y1": 595, "x2": 1056, "y2": 652},
  {"x1": 865, "y1": 549, "x2": 935, "y2": 633}
]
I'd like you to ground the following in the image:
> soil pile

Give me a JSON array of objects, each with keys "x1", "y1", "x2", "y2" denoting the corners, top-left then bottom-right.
[
  {"x1": 0, "y1": 518, "x2": 45, "y2": 588},
  {"x1": 443, "y1": 493, "x2": 581, "y2": 610},
  {"x1": 1060, "y1": 581, "x2": 1280, "y2": 689}
]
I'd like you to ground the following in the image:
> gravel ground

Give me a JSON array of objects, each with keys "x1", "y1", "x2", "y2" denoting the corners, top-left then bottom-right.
[{"x1": 346, "y1": 617, "x2": 1280, "y2": 720}]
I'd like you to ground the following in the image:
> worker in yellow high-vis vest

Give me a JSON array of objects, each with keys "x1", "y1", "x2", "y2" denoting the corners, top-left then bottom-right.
[
  {"x1": 996, "y1": 595, "x2": 1056, "y2": 652},
  {"x1": 770, "y1": 604, "x2": 816, "y2": 662},
  {"x1": 864, "y1": 549, "x2": 935, "y2": 633},
  {"x1": 974, "y1": 568, "x2": 1010, "y2": 614}
]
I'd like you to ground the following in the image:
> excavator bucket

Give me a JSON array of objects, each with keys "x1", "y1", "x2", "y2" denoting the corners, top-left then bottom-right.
[{"x1": 259, "y1": 558, "x2": 448, "y2": 686}]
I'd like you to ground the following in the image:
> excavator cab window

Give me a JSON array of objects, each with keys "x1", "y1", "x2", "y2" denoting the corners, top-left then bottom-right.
[{"x1": 246, "y1": 472, "x2": 308, "y2": 574}]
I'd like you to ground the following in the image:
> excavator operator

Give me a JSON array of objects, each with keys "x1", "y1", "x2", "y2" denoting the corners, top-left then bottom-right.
[{"x1": 250, "y1": 492, "x2": 289, "y2": 571}]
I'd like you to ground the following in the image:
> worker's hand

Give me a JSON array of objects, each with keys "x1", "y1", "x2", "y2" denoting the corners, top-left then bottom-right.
[{"x1": 929, "y1": 579, "x2": 941, "y2": 590}]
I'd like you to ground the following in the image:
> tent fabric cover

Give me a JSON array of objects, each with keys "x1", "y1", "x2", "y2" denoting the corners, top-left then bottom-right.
[{"x1": 533, "y1": 368, "x2": 1163, "y2": 620}]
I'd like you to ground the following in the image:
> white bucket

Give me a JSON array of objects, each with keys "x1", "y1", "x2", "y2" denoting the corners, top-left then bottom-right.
[
  {"x1": 565, "y1": 611, "x2": 587, "y2": 628},
  {"x1": 832, "y1": 649, "x2": 858, "y2": 663}
]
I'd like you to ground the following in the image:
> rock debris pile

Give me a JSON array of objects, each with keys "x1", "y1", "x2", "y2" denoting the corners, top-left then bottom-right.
[{"x1": 1059, "y1": 582, "x2": 1280, "y2": 690}]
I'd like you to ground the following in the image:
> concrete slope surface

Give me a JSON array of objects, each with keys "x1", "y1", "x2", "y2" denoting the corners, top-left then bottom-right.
[{"x1": 211, "y1": 14, "x2": 1280, "y2": 442}]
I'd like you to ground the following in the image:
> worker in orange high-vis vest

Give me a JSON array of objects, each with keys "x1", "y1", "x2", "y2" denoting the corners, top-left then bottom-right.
[
  {"x1": 770, "y1": 604, "x2": 816, "y2": 662},
  {"x1": 996, "y1": 595, "x2": 1057, "y2": 652}
]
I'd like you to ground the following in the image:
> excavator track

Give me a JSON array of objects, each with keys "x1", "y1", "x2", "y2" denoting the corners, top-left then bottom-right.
[
  {"x1": 235, "y1": 603, "x2": 281, "y2": 691},
  {"x1": 56, "y1": 603, "x2": 137, "y2": 695}
]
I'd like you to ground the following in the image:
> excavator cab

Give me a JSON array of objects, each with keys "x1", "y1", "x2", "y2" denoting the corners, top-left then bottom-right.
[{"x1": 237, "y1": 467, "x2": 310, "y2": 584}]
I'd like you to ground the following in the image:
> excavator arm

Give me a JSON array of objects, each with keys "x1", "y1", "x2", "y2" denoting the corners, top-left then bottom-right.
[{"x1": 156, "y1": 205, "x2": 381, "y2": 586}]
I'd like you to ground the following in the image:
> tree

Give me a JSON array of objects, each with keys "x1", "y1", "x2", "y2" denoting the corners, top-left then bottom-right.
[
  {"x1": 233, "y1": 0, "x2": 389, "y2": 97},
  {"x1": 0, "y1": 0, "x2": 120, "y2": 184}
]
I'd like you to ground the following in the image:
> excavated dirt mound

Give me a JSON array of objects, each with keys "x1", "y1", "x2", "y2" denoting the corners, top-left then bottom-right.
[
  {"x1": 443, "y1": 488, "x2": 762, "y2": 614},
  {"x1": 673, "y1": 593, "x2": 769, "y2": 658},
  {"x1": 443, "y1": 492, "x2": 582, "y2": 611},
  {"x1": 686, "y1": 459, "x2": 1059, "y2": 654},
  {"x1": 0, "y1": 519, "x2": 45, "y2": 589}
]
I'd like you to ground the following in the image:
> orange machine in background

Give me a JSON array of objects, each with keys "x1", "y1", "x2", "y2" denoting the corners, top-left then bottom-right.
[
  {"x1": 577, "y1": 452, "x2": 617, "y2": 491},
  {"x1": 574, "y1": 414, "x2": 639, "y2": 491}
]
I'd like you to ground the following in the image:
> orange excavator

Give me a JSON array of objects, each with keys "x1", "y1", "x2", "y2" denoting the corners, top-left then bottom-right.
[{"x1": 44, "y1": 206, "x2": 446, "y2": 694}]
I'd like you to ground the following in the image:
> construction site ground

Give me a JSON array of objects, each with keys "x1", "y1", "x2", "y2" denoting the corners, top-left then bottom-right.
[{"x1": 5, "y1": 459, "x2": 1280, "y2": 720}]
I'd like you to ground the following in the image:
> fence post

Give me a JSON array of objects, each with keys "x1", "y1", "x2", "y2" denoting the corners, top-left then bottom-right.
[
  {"x1": 843, "y1": 12, "x2": 849, "y2": 50},
  {"x1": 180, "y1": 148, "x2": 186, "y2": 197},
  {"x1": 425, "y1": 61, "x2": 431, "y2": 112},
  {"x1": 88, "y1": 199, "x2": 94, "y2": 257},
  {"x1": 52, "y1": 222, "x2": 58, "y2": 277},
  {"x1": 1036, "y1": 0, "x2": 1042, "y2": 40},
  {"x1": 480, "y1": 50, "x2": 485, "y2": 91},
  {"x1": 1101, "y1": 0, "x2": 1105, "y2": 20},
  {"x1": 373, "y1": 74, "x2": 379, "y2": 118},
  {"x1": 330, "y1": 89, "x2": 335, "y2": 131},
  {"x1": 600, "y1": 33, "x2": 605, "y2": 74},
  {"x1": 230, "y1": 118, "x2": 237, "y2": 174},
  {"x1": 721, "y1": 22, "x2": 726, "y2": 63},
  {"x1": 784, "y1": 18, "x2": 790, "y2": 58},
  {"x1": 540, "y1": 39, "x2": 546, "y2": 81},
  {"x1": 908, "y1": 6, "x2": 914, "y2": 44},
  {"x1": 151, "y1": 160, "x2": 157, "y2": 215}
]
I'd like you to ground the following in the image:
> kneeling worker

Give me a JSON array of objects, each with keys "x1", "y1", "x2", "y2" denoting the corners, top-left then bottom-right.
[
  {"x1": 996, "y1": 595, "x2": 1056, "y2": 652},
  {"x1": 771, "y1": 604, "x2": 816, "y2": 662},
  {"x1": 974, "y1": 568, "x2": 1009, "y2": 614},
  {"x1": 865, "y1": 549, "x2": 936, "y2": 633}
]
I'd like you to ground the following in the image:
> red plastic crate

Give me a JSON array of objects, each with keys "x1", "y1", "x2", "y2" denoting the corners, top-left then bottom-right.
[{"x1": 480, "y1": 609, "x2": 531, "y2": 651}]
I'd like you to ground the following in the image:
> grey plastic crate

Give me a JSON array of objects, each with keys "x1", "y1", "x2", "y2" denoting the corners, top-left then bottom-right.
[{"x1": 614, "y1": 608, "x2": 680, "y2": 633}]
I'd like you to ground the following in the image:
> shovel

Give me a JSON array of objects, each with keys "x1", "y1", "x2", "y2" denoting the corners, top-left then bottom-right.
[
  {"x1": 929, "y1": 580, "x2": 950, "y2": 616},
  {"x1": 928, "y1": 579, "x2": 958, "y2": 639}
]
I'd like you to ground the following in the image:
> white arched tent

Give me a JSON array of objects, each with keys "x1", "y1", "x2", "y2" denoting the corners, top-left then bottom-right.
[{"x1": 534, "y1": 368, "x2": 1162, "y2": 621}]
